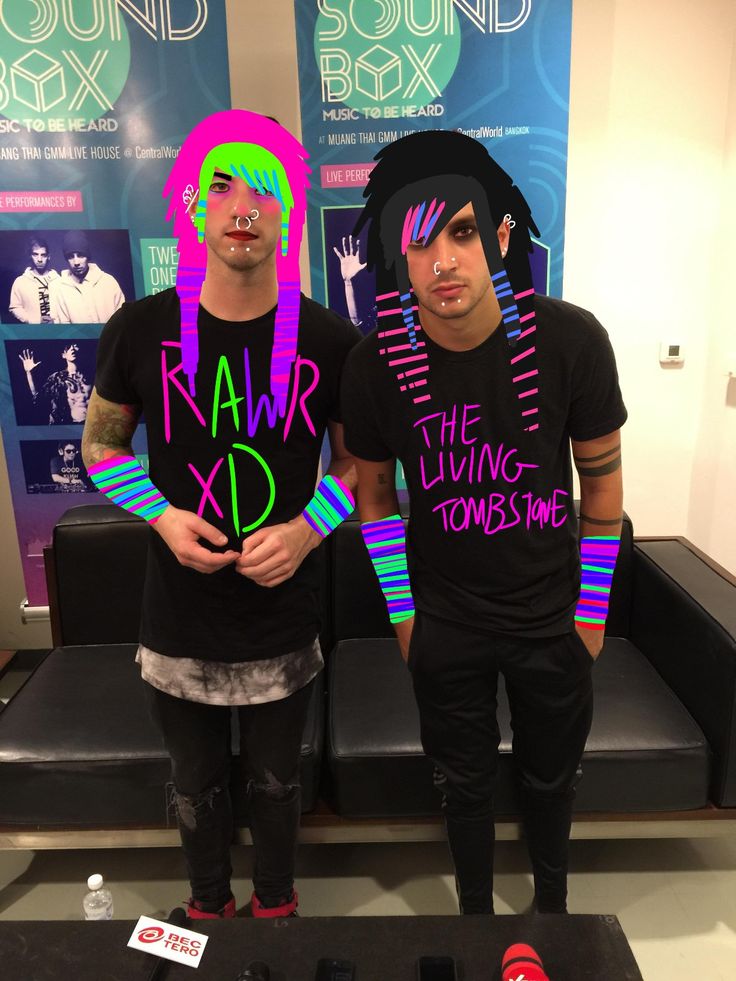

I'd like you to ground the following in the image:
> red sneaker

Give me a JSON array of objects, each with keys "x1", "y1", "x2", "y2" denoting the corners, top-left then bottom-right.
[
  {"x1": 186, "y1": 895, "x2": 237, "y2": 920},
  {"x1": 250, "y1": 890, "x2": 298, "y2": 918}
]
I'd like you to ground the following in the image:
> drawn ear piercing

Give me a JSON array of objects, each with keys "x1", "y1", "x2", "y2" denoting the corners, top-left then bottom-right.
[
  {"x1": 183, "y1": 184, "x2": 198, "y2": 224},
  {"x1": 502, "y1": 214, "x2": 513, "y2": 258}
]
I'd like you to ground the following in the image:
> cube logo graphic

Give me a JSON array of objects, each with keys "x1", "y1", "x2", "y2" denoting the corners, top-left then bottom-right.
[
  {"x1": 355, "y1": 46, "x2": 401, "y2": 102},
  {"x1": 11, "y1": 50, "x2": 66, "y2": 112}
]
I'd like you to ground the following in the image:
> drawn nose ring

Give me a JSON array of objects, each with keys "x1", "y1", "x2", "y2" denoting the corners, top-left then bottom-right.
[
  {"x1": 433, "y1": 261, "x2": 441, "y2": 276},
  {"x1": 235, "y1": 215, "x2": 253, "y2": 231}
]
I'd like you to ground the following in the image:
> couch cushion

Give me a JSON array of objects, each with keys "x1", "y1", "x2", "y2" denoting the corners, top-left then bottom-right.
[
  {"x1": 632, "y1": 541, "x2": 736, "y2": 807},
  {"x1": 0, "y1": 645, "x2": 323, "y2": 827},
  {"x1": 54, "y1": 506, "x2": 149, "y2": 646},
  {"x1": 327, "y1": 636, "x2": 709, "y2": 817}
]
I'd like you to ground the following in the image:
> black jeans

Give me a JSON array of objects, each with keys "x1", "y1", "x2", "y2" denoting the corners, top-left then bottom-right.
[
  {"x1": 409, "y1": 611, "x2": 594, "y2": 915},
  {"x1": 144, "y1": 675, "x2": 316, "y2": 910}
]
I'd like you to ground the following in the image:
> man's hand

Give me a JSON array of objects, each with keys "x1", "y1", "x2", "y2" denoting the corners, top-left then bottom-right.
[
  {"x1": 236, "y1": 514, "x2": 321, "y2": 587},
  {"x1": 19, "y1": 349, "x2": 40, "y2": 372},
  {"x1": 575, "y1": 624, "x2": 604, "y2": 660},
  {"x1": 333, "y1": 236, "x2": 367, "y2": 282},
  {"x1": 395, "y1": 615, "x2": 415, "y2": 664},
  {"x1": 153, "y1": 505, "x2": 240, "y2": 574}
]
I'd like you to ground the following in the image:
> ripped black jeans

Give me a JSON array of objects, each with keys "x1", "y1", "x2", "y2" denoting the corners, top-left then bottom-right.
[{"x1": 144, "y1": 677, "x2": 315, "y2": 910}]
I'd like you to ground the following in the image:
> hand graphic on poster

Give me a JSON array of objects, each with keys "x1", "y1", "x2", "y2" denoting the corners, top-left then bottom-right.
[
  {"x1": 332, "y1": 235, "x2": 366, "y2": 327},
  {"x1": 18, "y1": 343, "x2": 92, "y2": 424},
  {"x1": 19, "y1": 348, "x2": 41, "y2": 374}
]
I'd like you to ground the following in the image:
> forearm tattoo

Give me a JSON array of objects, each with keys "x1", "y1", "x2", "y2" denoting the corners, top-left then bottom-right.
[
  {"x1": 82, "y1": 403, "x2": 139, "y2": 465},
  {"x1": 579, "y1": 513, "x2": 623, "y2": 527}
]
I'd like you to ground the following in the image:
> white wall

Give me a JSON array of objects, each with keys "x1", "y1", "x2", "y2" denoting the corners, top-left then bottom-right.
[
  {"x1": 1, "y1": 0, "x2": 735, "y2": 648},
  {"x1": 687, "y1": 22, "x2": 736, "y2": 573},
  {"x1": 565, "y1": 0, "x2": 736, "y2": 562}
]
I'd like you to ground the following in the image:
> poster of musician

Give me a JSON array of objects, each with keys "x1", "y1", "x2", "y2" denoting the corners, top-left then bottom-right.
[
  {"x1": 0, "y1": 229, "x2": 134, "y2": 325},
  {"x1": 20, "y1": 439, "x2": 96, "y2": 494},
  {"x1": 4, "y1": 338, "x2": 97, "y2": 425}
]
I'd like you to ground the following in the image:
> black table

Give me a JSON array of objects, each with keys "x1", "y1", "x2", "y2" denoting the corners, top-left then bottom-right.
[{"x1": 0, "y1": 914, "x2": 644, "y2": 980}]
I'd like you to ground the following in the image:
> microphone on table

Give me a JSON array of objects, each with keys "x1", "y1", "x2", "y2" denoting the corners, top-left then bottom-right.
[
  {"x1": 237, "y1": 962, "x2": 271, "y2": 981},
  {"x1": 501, "y1": 943, "x2": 550, "y2": 981},
  {"x1": 145, "y1": 907, "x2": 189, "y2": 981}
]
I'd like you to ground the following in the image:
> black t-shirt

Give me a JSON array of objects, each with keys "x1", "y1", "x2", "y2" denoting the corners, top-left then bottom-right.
[
  {"x1": 95, "y1": 288, "x2": 359, "y2": 662},
  {"x1": 341, "y1": 294, "x2": 627, "y2": 637},
  {"x1": 50, "y1": 455, "x2": 86, "y2": 484}
]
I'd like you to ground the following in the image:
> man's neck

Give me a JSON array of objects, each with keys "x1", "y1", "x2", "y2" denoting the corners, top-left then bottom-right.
[
  {"x1": 418, "y1": 283, "x2": 502, "y2": 352},
  {"x1": 199, "y1": 260, "x2": 279, "y2": 323}
]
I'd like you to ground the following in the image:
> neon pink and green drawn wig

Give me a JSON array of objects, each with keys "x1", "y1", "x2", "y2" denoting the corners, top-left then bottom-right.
[{"x1": 163, "y1": 110, "x2": 310, "y2": 412}]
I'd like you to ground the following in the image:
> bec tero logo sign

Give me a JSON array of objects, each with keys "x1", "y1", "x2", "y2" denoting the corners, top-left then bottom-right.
[
  {"x1": 314, "y1": 0, "x2": 532, "y2": 116},
  {"x1": 0, "y1": 0, "x2": 208, "y2": 130},
  {"x1": 128, "y1": 915, "x2": 209, "y2": 968}
]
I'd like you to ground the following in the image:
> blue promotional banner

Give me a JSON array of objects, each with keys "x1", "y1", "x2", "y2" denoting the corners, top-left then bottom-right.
[
  {"x1": 294, "y1": 0, "x2": 572, "y2": 333},
  {"x1": 0, "y1": 1, "x2": 231, "y2": 605}
]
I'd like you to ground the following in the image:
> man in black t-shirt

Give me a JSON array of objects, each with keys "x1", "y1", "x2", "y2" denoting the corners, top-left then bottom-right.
[
  {"x1": 83, "y1": 112, "x2": 359, "y2": 920},
  {"x1": 342, "y1": 132, "x2": 627, "y2": 915},
  {"x1": 50, "y1": 441, "x2": 86, "y2": 488}
]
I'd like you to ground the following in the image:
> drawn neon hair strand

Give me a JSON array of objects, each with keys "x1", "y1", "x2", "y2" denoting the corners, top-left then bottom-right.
[{"x1": 163, "y1": 111, "x2": 309, "y2": 411}]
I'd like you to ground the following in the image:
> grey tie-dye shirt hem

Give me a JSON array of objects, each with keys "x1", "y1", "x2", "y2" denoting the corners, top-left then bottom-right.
[{"x1": 136, "y1": 638, "x2": 323, "y2": 706}]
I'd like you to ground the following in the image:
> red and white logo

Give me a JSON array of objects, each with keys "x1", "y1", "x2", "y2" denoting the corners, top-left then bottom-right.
[{"x1": 128, "y1": 915, "x2": 209, "y2": 969}]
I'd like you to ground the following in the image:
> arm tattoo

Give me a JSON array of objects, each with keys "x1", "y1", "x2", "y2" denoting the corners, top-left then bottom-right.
[
  {"x1": 580, "y1": 513, "x2": 623, "y2": 526},
  {"x1": 82, "y1": 403, "x2": 140, "y2": 465},
  {"x1": 573, "y1": 442, "x2": 621, "y2": 464},
  {"x1": 575, "y1": 454, "x2": 622, "y2": 477}
]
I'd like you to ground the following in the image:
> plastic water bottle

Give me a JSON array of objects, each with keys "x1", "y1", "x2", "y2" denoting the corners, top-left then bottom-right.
[{"x1": 83, "y1": 874, "x2": 114, "y2": 920}]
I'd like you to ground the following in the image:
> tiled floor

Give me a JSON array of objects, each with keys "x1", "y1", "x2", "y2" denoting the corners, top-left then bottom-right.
[{"x1": 1, "y1": 835, "x2": 735, "y2": 979}]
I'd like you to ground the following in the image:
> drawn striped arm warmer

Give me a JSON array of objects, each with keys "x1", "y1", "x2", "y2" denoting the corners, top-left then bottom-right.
[
  {"x1": 302, "y1": 475, "x2": 355, "y2": 538},
  {"x1": 87, "y1": 455, "x2": 169, "y2": 524},
  {"x1": 361, "y1": 514, "x2": 415, "y2": 624},
  {"x1": 575, "y1": 535, "x2": 621, "y2": 630}
]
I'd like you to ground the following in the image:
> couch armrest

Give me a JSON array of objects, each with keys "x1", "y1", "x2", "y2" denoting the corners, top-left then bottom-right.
[{"x1": 630, "y1": 539, "x2": 736, "y2": 806}]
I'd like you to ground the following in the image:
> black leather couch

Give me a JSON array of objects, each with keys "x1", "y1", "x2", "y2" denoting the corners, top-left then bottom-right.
[
  {"x1": 0, "y1": 506, "x2": 324, "y2": 829},
  {"x1": 0, "y1": 504, "x2": 734, "y2": 834}
]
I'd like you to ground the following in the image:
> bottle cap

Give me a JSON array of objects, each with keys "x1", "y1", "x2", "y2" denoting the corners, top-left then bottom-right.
[{"x1": 87, "y1": 874, "x2": 104, "y2": 890}]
